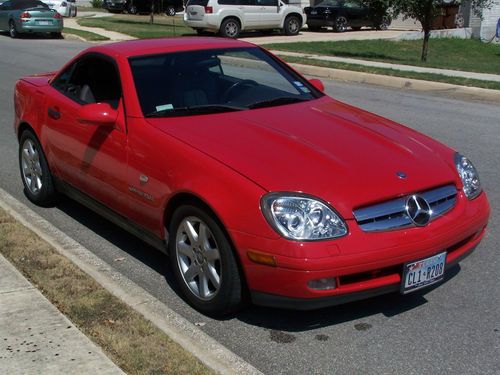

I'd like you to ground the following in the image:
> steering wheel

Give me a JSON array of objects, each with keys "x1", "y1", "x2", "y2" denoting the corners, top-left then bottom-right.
[{"x1": 222, "y1": 80, "x2": 258, "y2": 103}]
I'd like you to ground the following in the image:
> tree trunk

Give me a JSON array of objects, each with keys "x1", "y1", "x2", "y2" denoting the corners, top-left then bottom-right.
[
  {"x1": 420, "y1": 1, "x2": 435, "y2": 62},
  {"x1": 150, "y1": 0, "x2": 154, "y2": 24},
  {"x1": 421, "y1": 28, "x2": 431, "y2": 62}
]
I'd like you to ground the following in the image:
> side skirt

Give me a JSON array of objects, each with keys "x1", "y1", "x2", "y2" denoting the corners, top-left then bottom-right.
[{"x1": 53, "y1": 177, "x2": 167, "y2": 254}]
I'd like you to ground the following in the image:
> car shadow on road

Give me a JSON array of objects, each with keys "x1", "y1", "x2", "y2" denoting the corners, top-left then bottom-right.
[
  {"x1": 0, "y1": 32, "x2": 62, "y2": 40},
  {"x1": 55, "y1": 194, "x2": 178, "y2": 288},
  {"x1": 55, "y1": 193, "x2": 461, "y2": 331},
  {"x1": 232, "y1": 265, "x2": 460, "y2": 332}
]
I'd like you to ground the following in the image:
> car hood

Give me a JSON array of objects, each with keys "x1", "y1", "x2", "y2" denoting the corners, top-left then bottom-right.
[{"x1": 147, "y1": 97, "x2": 458, "y2": 219}]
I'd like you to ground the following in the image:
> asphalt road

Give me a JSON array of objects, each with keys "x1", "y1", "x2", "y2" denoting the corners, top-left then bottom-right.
[{"x1": 1, "y1": 36, "x2": 499, "y2": 374}]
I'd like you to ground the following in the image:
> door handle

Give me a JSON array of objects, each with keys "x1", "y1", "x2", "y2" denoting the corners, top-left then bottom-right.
[{"x1": 48, "y1": 107, "x2": 60, "y2": 120}]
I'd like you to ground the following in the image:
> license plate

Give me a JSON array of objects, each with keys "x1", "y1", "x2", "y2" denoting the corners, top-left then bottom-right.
[
  {"x1": 401, "y1": 252, "x2": 446, "y2": 293},
  {"x1": 311, "y1": 10, "x2": 317, "y2": 14},
  {"x1": 37, "y1": 20, "x2": 51, "y2": 25}
]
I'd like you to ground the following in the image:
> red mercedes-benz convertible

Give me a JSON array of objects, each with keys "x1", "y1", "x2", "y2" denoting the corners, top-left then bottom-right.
[{"x1": 14, "y1": 38, "x2": 490, "y2": 315}]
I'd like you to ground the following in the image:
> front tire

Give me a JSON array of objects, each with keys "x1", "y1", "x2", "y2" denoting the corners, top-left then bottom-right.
[
  {"x1": 284, "y1": 15, "x2": 301, "y2": 35},
  {"x1": 169, "y1": 205, "x2": 243, "y2": 315},
  {"x1": 19, "y1": 130, "x2": 57, "y2": 206},
  {"x1": 219, "y1": 17, "x2": 240, "y2": 38},
  {"x1": 376, "y1": 16, "x2": 390, "y2": 30}
]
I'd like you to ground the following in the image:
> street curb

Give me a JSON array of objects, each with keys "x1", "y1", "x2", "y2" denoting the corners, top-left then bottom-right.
[
  {"x1": 0, "y1": 187, "x2": 263, "y2": 375},
  {"x1": 287, "y1": 62, "x2": 500, "y2": 104}
]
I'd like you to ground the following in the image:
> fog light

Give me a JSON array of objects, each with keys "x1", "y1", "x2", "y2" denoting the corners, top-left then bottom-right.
[{"x1": 308, "y1": 277, "x2": 337, "y2": 291}]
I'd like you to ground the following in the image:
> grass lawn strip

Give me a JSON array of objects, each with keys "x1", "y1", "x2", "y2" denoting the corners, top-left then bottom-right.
[
  {"x1": 63, "y1": 27, "x2": 110, "y2": 41},
  {"x1": 267, "y1": 39, "x2": 500, "y2": 76},
  {"x1": 78, "y1": 15, "x2": 195, "y2": 38},
  {"x1": 0, "y1": 208, "x2": 213, "y2": 375},
  {"x1": 279, "y1": 55, "x2": 500, "y2": 91}
]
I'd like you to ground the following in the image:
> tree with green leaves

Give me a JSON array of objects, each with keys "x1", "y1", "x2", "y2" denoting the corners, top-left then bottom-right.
[{"x1": 364, "y1": 0, "x2": 493, "y2": 62}]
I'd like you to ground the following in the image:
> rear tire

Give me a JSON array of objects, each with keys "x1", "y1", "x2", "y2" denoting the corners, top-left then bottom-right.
[
  {"x1": 165, "y1": 5, "x2": 176, "y2": 16},
  {"x1": 219, "y1": 17, "x2": 240, "y2": 38},
  {"x1": 333, "y1": 15, "x2": 348, "y2": 32},
  {"x1": 169, "y1": 205, "x2": 243, "y2": 315},
  {"x1": 19, "y1": 130, "x2": 57, "y2": 206},
  {"x1": 51, "y1": 32, "x2": 62, "y2": 39},
  {"x1": 284, "y1": 15, "x2": 301, "y2": 35},
  {"x1": 9, "y1": 20, "x2": 18, "y2": 38}
]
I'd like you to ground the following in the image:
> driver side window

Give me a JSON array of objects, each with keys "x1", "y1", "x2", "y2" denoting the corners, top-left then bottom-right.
[{"x1": 51, "y1": 55, "x2": 122, "y2": 109}]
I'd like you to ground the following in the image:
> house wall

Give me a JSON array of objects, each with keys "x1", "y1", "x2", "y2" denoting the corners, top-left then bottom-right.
[{"x1": 470, "y1": 0, "x2": 500, "y2": 41}]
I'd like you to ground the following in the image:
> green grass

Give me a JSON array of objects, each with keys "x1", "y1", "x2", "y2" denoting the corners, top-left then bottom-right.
[
  {"x1": 267, "y1": 38, "x2": 500, "y2": 75},
  {"x1": 78, "y1": 14, "x2": 195, "y2": 38},
  {"x1": 63, "y1": 27, "x2": 110, "y2": 41},
  {"x1": 280, "y1": 55, "x2": 500, "y2": 91}
]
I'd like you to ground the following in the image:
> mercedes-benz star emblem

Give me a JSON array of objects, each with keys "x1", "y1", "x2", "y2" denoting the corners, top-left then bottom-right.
[{"x1": 406, "y1": 195, "x2": 432, "y2": 226}]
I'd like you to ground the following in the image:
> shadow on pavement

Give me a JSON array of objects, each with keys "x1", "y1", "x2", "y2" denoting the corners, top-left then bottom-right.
[{"x1": 54, "y1": 193, "x2": 461, "y2": 331}]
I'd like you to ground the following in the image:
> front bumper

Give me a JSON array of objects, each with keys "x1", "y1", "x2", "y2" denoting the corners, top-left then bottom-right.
[{"x1": 232, "y1": 191, "x2": 490, "y2": 309}]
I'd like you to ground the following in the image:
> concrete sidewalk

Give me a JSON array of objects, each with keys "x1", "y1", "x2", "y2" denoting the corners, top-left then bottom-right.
[{"x1": 0, "y1": 254, "x2": 123, "y2": 375}]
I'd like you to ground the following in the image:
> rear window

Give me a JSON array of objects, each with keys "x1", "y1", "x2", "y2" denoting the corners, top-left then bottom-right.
[
  {"x1": 14, "y1": 0, "x2": 49, "y2": 9},
  {"x1": 186, "y1": 0, "x2": 208, "y2": 6}
]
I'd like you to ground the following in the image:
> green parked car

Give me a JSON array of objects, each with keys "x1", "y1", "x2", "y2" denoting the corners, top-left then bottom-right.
[{"x1": 0, "y1": 0, "x2": 63, "y2": 38}]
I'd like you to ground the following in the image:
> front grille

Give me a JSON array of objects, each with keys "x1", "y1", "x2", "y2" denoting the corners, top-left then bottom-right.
[{"x1": 353, "y1": 185, "x2": 457, "y2": 232}]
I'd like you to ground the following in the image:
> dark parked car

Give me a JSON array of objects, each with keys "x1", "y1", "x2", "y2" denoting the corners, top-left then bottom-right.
[
  {"x1": 102, "y1": 0, "x2": 183, "y2": 16},
  {"x1": 304, "y1": 0, "x2": 390, "y2": 32}
]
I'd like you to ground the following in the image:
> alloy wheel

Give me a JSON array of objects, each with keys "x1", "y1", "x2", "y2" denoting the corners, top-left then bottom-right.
[
  {"x1": 335, "y1": 16, "x2": 347, "y2": 32},
  {"x1": 9, "y1": 21, "x2": 17, "y2": 38},
  {"x1": 175, "y1": 216, "x2": 222, "y2": 301},
  {"x1": 223, "y1": 20, "x2": 239, "y2": 38},
  {"x1": 286, "y1": 17, "x2": 300, "y2": 34},
  {"x1": 21, "y1": 138, "x2": 43, "y2": 195}
]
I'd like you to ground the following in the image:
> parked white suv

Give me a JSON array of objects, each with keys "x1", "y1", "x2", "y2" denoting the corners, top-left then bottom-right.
[{"x1": 184, "y1": 0, "x2": 305, "y2": 38}]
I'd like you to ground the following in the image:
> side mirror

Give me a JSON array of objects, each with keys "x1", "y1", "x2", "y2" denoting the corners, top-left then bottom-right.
[
  {"x1": 309, "y1": 78, "x2": 325, "y2": 92},
  {"x1": 77, "y1": 103, "x2": 117, "y2": 126}
]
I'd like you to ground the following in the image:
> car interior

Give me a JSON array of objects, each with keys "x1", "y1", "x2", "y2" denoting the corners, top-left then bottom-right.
[
  {"x1": 130, "y1": 49, "x2": 311, "y2": 116},
  {"x1": 54, "y1": 56, "x2": 122, "y2": 109}
]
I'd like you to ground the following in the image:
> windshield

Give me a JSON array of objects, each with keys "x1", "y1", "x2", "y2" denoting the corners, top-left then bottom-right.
[
  {"x1": 129, "y1": 47, "x2": 321, "y2": 117},
  {"x1": 315, "y1": 0, "x2": 341, "y2": 6}
]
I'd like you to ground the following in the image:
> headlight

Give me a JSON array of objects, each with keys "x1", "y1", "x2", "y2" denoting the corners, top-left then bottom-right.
[
  {"x1": 455, "y1": 153, "x2": 482, "y2": 200},
  {"x1": 261, "y1": 193, "x2": 347, "y2": 241}
]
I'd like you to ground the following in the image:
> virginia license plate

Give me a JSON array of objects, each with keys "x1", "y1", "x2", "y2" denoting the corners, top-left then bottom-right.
[{"x1": 401, "y1": 252, "x2": 446, "y2": 293}]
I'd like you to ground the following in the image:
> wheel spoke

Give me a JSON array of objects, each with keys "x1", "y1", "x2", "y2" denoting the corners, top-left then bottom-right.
[
  {"x1": 205, "y1": 248, "x2": 220, "y2": 262},
  {"x1": 22, "y1": 147, "x2": 30, "y2": 161},
  {"x1": 205, "y1": 263, "x2": 220, "y2": 289},
  {"x1": 34, "y1": 163, "x2": 43, "y2": 177},
  {"x1": 177, "y1": 241, "x2": 194, "y2": 259},
  {"x1": 199, "y1": 223, "x2": 211, "y2": 250},
  {"x1": 29, "y1": 176, "x2": 37, "y2": 192},
  {"x1": 183, "y1": 220, "x2": 198, "y2": 245},
  {"x1": 184, "y1": 264, "x2": 199, "y2": 282},
  {"x1": 199, "y1": 272, "x2": 210, "y2": 298}
]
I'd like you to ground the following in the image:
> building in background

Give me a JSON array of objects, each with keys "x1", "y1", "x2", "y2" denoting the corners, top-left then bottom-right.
[{"x1": 464, "y1": 0, "x2": 500, "y2": 41}]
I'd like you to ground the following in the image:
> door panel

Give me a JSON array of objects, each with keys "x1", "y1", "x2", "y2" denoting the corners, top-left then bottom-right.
[{"x1": 45, "y1": 87, "x2": 129, "y2": 214}]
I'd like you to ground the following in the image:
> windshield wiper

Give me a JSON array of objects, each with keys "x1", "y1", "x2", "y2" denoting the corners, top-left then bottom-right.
[
  {"x1": 145, "y1": 104, "x2": 246, "y2": 118},
  {"x1": 248, "y1": 96, "x2": 310, "y2": 110}
]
